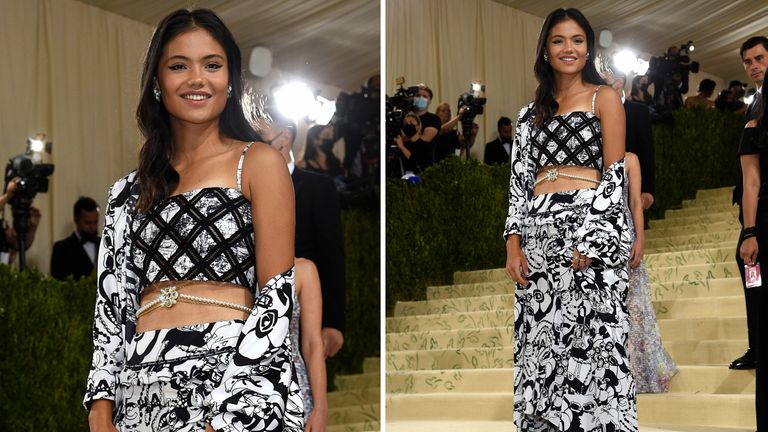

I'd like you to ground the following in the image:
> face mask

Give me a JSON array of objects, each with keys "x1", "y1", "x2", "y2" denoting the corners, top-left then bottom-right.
[
  {"x1": 320, "y1": 138, "x2": 335, "y2": 152},
  {"x1": 402, "y1": 124, "x2": 418, "y2": 137},
  {"x1": 413, "y1": 96, "x2": 429, "y2": 111}
]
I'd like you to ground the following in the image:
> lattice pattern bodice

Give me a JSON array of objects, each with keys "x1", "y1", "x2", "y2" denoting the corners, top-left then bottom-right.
[
  {"x1": 530, "y1": 111, "x2": 603, "y2": 173},
  {"x1": 130, "y1": 187, "x2": 255, "y2": 292}
]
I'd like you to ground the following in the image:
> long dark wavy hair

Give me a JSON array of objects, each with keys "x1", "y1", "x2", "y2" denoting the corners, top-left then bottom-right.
[
  {"x1": 135, "y1": 9, "x2": 260, "y2": 213},
  {"x1": 533, "y1": 8, "x2": 605, "y2": 128}
]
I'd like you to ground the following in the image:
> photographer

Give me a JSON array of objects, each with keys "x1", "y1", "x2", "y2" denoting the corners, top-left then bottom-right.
[
  {"x1": 393, "y1": 113, "x2": 433, "y2": 173},
  {"x1": 0, "y1": 178, "x2": 41, "y2": 266},
  {"x1": 413, "y1": 85, "x2": 441, "y2": 145},
  {"x1": 648, "y1": 44, "x2": 699, "y2": 111},
  {"x1": 684, "y1": 78, "x2": 716, "y2": 108},
  {"x1": 434, "y1": 102, "x2": 466, "y2": 163}
]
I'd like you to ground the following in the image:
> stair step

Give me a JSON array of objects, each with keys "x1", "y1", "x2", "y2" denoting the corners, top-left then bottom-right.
[
  {"x1": 659, "y1": 317, "x2": 747, "y2": 342},
  {"x1": 650, "y1": 277, "x2": 743, "y2": 301},
  {"x1": 327, "y1": 421, "x2": 380, "y2": 432},
  {"x1": 427, "y1": 280, "x2": 514, "y2": 300},
  {"x1": 644, "y1": 246, "x2": 734, "y2": 269},
  {"x1": 387, "y1": 420, "x2": 516, "y2": 432},
  {"x1": 335, "y1": 372, "x2": 379, "y2": 391},
  {"x1": 386, "y1": 392, "x2": 514, "y2": 421},
  {"x1": 327, "y1": 387, "x2": 381, "y2": 407},
  {"x1": 647, "y1": 261, "x2": 739, "y2": 284},
  {"x1": 645, "y1": 229, "x2": 739, "y2": 250},
  {"x1": 453, "y1": 268, "x2": 511, "y2": 285},
  {"x1": 653, "y1": 295, "x2": 745, "y2": 319},
  {"x1": 387, "y1": 346, "x2": 514, "y2": 371},
  {"x1": 695, "y1": 187, "x2": 733, "y2": 200},
  {"x1": 665, "y1": 205, "x2": 737, "y2": 218},
  {"x1": 387, "y1": 368, "x2": 514, "y2": 394},
  {"x1": 393, "y1": 294, "x2": 514, "y2": 317},
  {"x1": 668, "y1": 365, "x2": 754, "y2": 394},
  {"x1": 387, "y1": 310, "x2": 515, "y2": 333},
  {"x1": 363, "y1": 357, "x2": 380, "y2": 374},
  {"x1": 645, "y1": 221, "x2": 738, "y2": 239},
  {"x1": 646, "y1": 241, "x2": 738, "y2": 254},
  {"x1": 649, "y1": 211, "x2": 737, "y2": 229},
  {"x1": 681, "y1": 197, "x2": 731, "y2": 208},
  {"x1": 327, "y1": 403, "x2": 380, "y2": 426},
  {"x1": 386, "y1": 326, "x2": 513, "y2": 351},
  {"x1": 637, "y1": 393, "x2": 755, "y2": 428},
  {"x1": 664, "y1": 339, "x2": 748, "y2": 366}
]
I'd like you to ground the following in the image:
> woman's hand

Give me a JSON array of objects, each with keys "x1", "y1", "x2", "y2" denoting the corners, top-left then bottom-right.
[
  {"x1": 205, "y1": 423, "x2": 215, "y2": 432},
  {"x1": 87, "y1": 400, "x2": 117, "y2": 432},
  {"x1": 505, "y1": 237, "x2": 529, "y2": 284},
  {"x1": 304, "y1": 406, "x2": 327, "y2": 432},
  {"x1": 630, "y1": 240, "x2": 643, "y2": 269},
  {"x1": 572, "y1": 249, "x2": 592, "y2": 270},
  {"x1": 740, "y1": 236, "x2": 759, "y2": 266}
]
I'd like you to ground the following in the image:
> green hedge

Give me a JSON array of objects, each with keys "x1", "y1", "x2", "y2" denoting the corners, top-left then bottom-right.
[
  {"x1": 386, "y1": 107, "x2": 744, "y2": 313},
  {"x1": 0, "y1": 207, "x2": 379, "y2": 430}
]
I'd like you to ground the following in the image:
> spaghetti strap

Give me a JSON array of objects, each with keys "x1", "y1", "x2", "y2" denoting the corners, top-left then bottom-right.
[
  {"x1": 236, "y1": 142, "x2": 254, "y2": 192},
  {"x1": 592, "y1": 85, "x2": 602, "y2": 114}
]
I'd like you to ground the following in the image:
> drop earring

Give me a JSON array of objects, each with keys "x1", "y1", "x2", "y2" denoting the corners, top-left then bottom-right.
[
  {"x1": 543, "y1": 53, "x2": 549, "y2": 62},
  {"x1": 586, "y1": 51, "x2": 590, "y2": 60},
  {"x1": 153, "y1": 87, "x2": 161, "y2": 102},
  {"x1": 227, "y1": 84, "x2": 232, "y2": 98}
]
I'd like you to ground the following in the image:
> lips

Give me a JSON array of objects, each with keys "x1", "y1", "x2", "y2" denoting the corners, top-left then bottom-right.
[
  {"x1": 181, "y1": 91, "x2": 211, "y2": 101},
  {"x1": 559, "y1": 56, "x2": 578, "y2": 63}
]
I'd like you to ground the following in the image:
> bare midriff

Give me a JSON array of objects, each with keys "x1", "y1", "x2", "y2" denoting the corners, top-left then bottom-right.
[
  {"x1": 136, "y1": 280, "x2": 254, "y2": 333},
  {"x1": 533, "y1": 165, "x2": 602, "y2": 196}
]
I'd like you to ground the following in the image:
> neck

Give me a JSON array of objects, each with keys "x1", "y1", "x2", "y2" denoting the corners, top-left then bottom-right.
[
  {"x1": 555, "y1": 74, "x2": 585, "y2": 98},
  {"x1": 170, "y1": 120, "x2": 227, "y2": 166}
]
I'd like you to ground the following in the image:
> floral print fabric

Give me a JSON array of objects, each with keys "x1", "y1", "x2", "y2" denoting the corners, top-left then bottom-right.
[{"x1": 504, "y1": 103, "x2": 638, "y2": 431}]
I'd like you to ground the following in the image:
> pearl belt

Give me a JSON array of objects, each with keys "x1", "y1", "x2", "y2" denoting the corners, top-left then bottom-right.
[
  {"x1": 533, "y1": 167, "x2": 601, "y2": 187},
  {"x1": 136, "y1": 285, "x2": 253, "y2": 318}
]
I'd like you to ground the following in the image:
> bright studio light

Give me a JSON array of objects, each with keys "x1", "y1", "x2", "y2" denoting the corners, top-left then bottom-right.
[
  {"x1": 28, "y1": 138, "x2": 45, "y2": 153},
  {"x1": 614, "y1": 50, "x2": 638, "y2": 74},
  {"x1": 471, "y1": 82, "x2": 483, "y2": 92},
  {"x1": 274, "y1": 82, "x2": 316, "y2": 121},
  {"x1": 314, "y1": 96, "x2": 336, "y2": 126},
  {"x1": 635, "y1": 59, "x2": 650, "y2": 75}
]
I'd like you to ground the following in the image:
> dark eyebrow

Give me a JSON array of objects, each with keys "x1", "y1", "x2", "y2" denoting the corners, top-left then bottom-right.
[
  {"x1": 550, "y1": 34, "x2": 585, "y2": 39},
  {"x1": 166, "y1": 54, "x2": 225, "y2": 62}
]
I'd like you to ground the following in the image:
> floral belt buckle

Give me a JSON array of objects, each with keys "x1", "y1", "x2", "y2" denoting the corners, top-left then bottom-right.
[
  {"x1": 545, "y1": 168, "x2": 559, "y2": 182},
  {"x1": 159, "y1": 286, "x2": 179, "y2": 308}
]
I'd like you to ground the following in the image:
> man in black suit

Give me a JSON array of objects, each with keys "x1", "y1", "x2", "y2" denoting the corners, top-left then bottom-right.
[
  {"x1": 50, "y1": 196, "x2": 100, "y2": 280},
  {"x1": 730, "y1": 36, "x2": 768, "y2": 373},
  {"x1": 484, "y1": 116, "x2": 513, "y2": 165},
  {"x1": 605, "y1": 73, "x2": 655, "y2": 209},
  {"x1": 261, "y1": 116, "x2": 347, "y2": 357}
]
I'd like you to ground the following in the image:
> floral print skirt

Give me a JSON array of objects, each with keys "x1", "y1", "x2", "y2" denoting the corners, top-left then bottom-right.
[
  {"x1": 514, "y1": 188, "x2": 638, "y2": 431},
  {"x1": 115, "y1": 320, "x2": 244, "y2": 432}
]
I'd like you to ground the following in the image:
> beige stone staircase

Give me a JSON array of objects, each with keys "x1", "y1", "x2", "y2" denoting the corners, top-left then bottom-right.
[
  {"x1": 327, "y1": 356, "x2": 381, "y2": 432},
  {"x1": 386, "y1": 187, "x2": 757, "y2": 431}
]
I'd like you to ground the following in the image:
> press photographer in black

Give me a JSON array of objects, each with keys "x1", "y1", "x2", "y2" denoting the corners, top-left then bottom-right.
[
  {"x1": 0, "y1": 178, "x2": 41, "y2": 267},
  {"x1": 393, "y1": 112, "x2": 433, "y2": 174},
  {"x1": 647, "y1": 43, "x2": 699, "y2": 112}
]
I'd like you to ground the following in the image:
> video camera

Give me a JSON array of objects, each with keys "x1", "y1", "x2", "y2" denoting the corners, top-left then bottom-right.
[
  {"x1": 457, "y1": 83, "x2": 487, "y2": 158},
  {"x1": 385, "y1": 77, "x2": 420, "y2": 144},
  {"x1": 647, "y1": 41, "x2": 699, "y2": 111},
  {"x1": 4, "y1": 134, "x2": 54, "y2": 269}
]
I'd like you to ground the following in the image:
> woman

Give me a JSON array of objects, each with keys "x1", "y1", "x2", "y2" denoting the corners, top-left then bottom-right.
[
  {"x1": 628, "y1": 75, "x2": 652, "y2": 105},
  {"x1": 393, "y1": 113, "x2": 432, "y2": 174},
  {"x1": 298, "y1": 124, "x2": 345, "y2": 178},
  {"x1": 294, "y1": 258, "x2": 327, "y2": 432},
  {"x1": 504, "y1": 8, "x2": 636, "y2": 430},
  {"x1": 625, "y1": 153, "x2": 678, "y2": 393},
  {"x1": 740, "y1": 84, "x2": 768, "y2": 431},
  {"x1": 84, "y1": 9, "x2": 304, "y2": 432},
  {"x1": 434, "y1": 103, "x2": 469, "y2": 162},
  {"x1": 684, "y1": 79, "x2": 716, "y2": 109}
]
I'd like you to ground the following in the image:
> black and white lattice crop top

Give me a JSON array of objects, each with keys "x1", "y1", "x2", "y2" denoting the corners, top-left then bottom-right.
[
  {"x1": 530, "y1": 86, "x2": 604, "y2": 173},
  {"x1": 130, "y1": 143, "x2": 256, "y2": 293}
]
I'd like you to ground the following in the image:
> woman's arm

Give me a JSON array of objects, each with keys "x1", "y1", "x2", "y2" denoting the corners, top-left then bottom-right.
[
  {"x1": 420, "y1": 125, "x2": 438, "y2": 143},
  {"x1": 207, "y1": 143, "x2": 303, "y2": 432},
  {"x1": 596, "y1": 86, "x2": 626, "y2": 168},
  {"x1": 504, "y1": 104, "x2": 534, "y2": 284},
  {"x1": 296, "y1": 258, "x2": 327, "y2": 432},
  {"x1": 394, "y1": 135, "x2": 412, "y2": 159},
  {"x1": 439, "y1": 107, "x2": 466, "y2": 135},
  {"x1": 627, "y1": 153, "x2": 644, "y2": 268}
]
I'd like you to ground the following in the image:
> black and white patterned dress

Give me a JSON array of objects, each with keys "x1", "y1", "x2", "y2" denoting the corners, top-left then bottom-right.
[
  {"x1": 504, "y1": 99, "x2": 638, "y2": 431},
  {"x1": 83, "y1": 143, "x2": 305, "y2": 431}
]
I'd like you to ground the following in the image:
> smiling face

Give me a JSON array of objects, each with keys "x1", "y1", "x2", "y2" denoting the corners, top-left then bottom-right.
[
  {"x1": 157, "y1": 28, "x2": 229, "y2": 127},
  {"x1": 546, "y1": 19, "x2": 588, "y2": 76}
]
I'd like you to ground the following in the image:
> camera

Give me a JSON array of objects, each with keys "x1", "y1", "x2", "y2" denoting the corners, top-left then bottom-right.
[
  {"x1": 4, "y1": 134, "x2": 54, "y2": 269},
  {"x1": 333, "y1": 75, "x2": 381, "y2": 183},
  {"x1": 647, "y1": 42, "x2": 699, "y2": 111},
  {"x1": 457, "y1": 82, "x2": 487, "y2": 156},
  {"x1": 385, "y1": 78, "x2": 419, "y2": 144}
]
